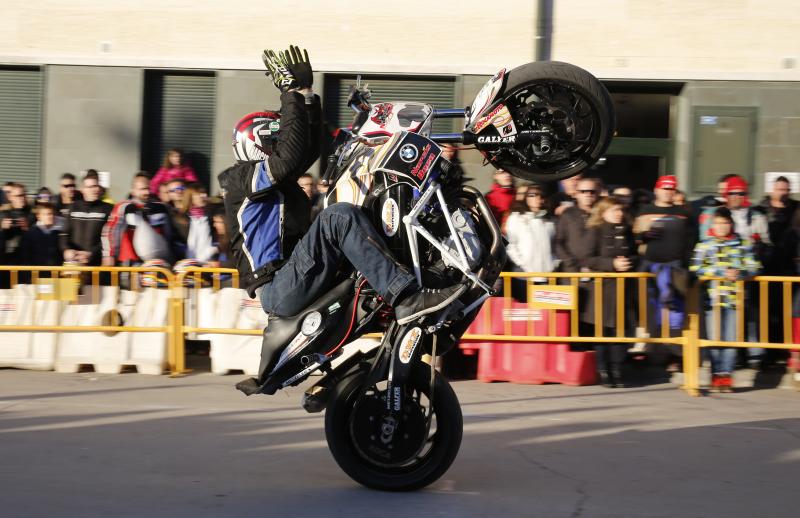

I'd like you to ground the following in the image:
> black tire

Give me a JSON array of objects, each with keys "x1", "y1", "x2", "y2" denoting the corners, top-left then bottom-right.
[
  {"x1": 488, "y1": 61, "x2": 615, "y2": 182},
  {"x1": 324, "y1": 362, "x2": 463, "y2": 491}
]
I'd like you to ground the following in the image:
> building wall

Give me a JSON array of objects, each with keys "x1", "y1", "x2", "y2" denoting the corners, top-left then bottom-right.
[
  {"x1": 5, "y1": 1, "x2": 800, "y2": 80},
  {"x1": 0, "y1": 0, "x2": 537, "y2": 75},
  {"x1": 42, "y1": 65, "x2": 143, "y2": 201},
  {"x1": 552, "y1": 0, "x2": 800, "y2": 80},
  {"x1": 675, "y1": 81, "x2": 800, "y2": 198}
]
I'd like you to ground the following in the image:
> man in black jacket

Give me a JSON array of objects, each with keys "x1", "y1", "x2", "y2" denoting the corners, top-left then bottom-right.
[
  {"x1": 60, "y1": 174, "x2": 113, "y2": 266},
  {"x1": 222, "y1": 46, "x2": 464, "y2": 391}
]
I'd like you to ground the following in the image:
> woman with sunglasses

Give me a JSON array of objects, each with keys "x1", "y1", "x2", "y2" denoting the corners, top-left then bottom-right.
[{"x1": 505, "y1": 184, "x2": 555, "y2": 299}]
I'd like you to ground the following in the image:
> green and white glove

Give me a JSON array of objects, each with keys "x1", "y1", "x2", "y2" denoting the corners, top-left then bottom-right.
[
  {"x1": 279, "y1": 45, "x2": 313, "y2": 90},
  {"x1": 262, "y1": 49, "x2": 297, "y2": 92}
]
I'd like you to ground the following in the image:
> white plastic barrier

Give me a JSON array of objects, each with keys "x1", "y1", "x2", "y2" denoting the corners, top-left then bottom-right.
[
  {"x1": 0, "y1": 284, "x2": 62, "y2": 370},
  {"x1": 56, "y1": 287, "x2": 169, "y2": 374},
  {"x1": 197, "y1": 288, "x2": 265, "y2": 375},
  {"x1": 127, "y1": 288, "x2": 170, "y2": 375}
]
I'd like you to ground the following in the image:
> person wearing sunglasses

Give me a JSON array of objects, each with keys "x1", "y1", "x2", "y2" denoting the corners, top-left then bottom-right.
[
  {"x1": 505, "y1": 184, "x2": 556, "y2": 299},
  {"x1": 555, "y1": 177, "x2": 600, "y2": 273},
  {"x1": 60, "y1": 173, "x2": 113, "y2": 266},
  {"x1": 1, "y1": 183, "x2": 35, "y2": 264},
  {"x1": 165, "y1": 179, "x2": 187, "y2": 207},
  {"x1": 55, "y1": 173, "x2": 78, "y2": 220}
]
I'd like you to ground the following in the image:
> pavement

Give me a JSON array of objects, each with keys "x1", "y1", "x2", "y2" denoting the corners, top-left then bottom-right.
[{"x1": 0, "y1": 367, "x2": 798, "y2": 518}]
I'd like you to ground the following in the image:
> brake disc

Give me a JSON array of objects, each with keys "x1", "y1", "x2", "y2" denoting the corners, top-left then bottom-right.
[{"x1": 349, "y1": 389, "x2": 428, "y2": 467}]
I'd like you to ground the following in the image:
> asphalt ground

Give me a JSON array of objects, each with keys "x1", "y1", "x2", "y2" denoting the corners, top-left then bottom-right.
[{"x1": 0, "y1": 368, "x2": 797, "y2": 518}]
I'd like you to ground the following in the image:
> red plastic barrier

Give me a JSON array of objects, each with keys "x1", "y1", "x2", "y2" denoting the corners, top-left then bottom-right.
[
  {"x1": 790, "y1": 318, "x2": 800, "y2": 373},
  {"x1": 463, "y1": 299, "x2": 596, "y2": 385},
  {"x1": 460, "y1": 297, "x2": 506, "y2": 356}
]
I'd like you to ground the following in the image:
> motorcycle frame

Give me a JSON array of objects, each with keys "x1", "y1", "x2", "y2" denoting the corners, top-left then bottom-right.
[{"x1": 401, "y1": 179, "x2": 494, "y2": 318}]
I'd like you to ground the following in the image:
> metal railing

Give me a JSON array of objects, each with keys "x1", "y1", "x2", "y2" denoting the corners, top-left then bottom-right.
[
  {"x1": 0, "y1": 265, "x2": 182, "y2": 374},
  {"x1": 1, "y1": 266, "x2": 798, "y2": 393}
]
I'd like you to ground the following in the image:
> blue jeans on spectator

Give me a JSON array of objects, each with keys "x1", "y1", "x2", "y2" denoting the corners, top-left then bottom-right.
[
  {"x1": 704, "y1": 306, "x2": 737, "y2": 374},
  {"x1": 260, "y1": 203, "x2": 416, "y2": 317}
]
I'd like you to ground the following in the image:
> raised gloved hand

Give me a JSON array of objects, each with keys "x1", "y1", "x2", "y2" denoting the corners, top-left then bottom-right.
[
  {"x1": 262, "y1": 49, "x2": 297, "y2": 92},
  {"x1": 279, "y1": 45, "x2": 313, "y2": 90}
]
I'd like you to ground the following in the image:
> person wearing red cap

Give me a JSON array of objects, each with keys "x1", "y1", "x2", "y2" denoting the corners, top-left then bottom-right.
[
  {"x1": 698, "y1": 175, "x2": 770, "y2": 255},
  {"x1": 633, "y1": 175, "x2": 695, "y2": 366},
  {"x1": 698, "y1": 175, "x2": 771, "y2": 369}
]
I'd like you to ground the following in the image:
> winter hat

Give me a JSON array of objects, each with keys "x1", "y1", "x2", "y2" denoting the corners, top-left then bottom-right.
[
  {"x1": 723, "y1": 175, "x2": 748, "y2": 195},
  {"x1": 654, "y1": 175, "x2": 677, "y2": 190}
]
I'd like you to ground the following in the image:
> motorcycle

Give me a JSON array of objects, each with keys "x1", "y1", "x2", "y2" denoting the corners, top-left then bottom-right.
[{"x1": 252, "y1": 61, "x2": 614, "y2": 490}]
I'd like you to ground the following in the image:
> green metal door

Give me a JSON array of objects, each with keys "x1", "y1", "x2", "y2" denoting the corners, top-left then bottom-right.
[{"x1": 691, "y1": 107, "x2": 757, "y2": 194}]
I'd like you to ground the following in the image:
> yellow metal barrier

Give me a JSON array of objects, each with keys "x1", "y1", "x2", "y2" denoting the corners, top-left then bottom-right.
[
  {"x1": 0, "y1": 265, "x2": 183, "y2": 375},
  {"x1": 681, "y1": 276, "x2": 800, "y2": 393},
  {"x1": 2, "y1": 266, "x2": 798, "y2": 394}
]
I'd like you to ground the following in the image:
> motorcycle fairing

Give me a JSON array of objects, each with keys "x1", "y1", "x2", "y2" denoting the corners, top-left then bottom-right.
[
  {"x1": 259, "y1": 278, "x2": 357, "y2": 394},
  {"x1": 356, "y1": 102, "x2": 433, "y2": 140},
  {"x1": 372, "y1": 131, "x2": 443, "y2": 190},
  {"x1": 467, "y1": 68, "x2": 507, "y2": 131}
]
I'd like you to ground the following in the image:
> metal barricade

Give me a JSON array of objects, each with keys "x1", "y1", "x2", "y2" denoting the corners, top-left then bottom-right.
[
  {"x1": 681, "y1": 276, "x2": 800, "y2": 394},
  {"x1": 3, "y1": 265, "x2": 797, "y2": 394}
]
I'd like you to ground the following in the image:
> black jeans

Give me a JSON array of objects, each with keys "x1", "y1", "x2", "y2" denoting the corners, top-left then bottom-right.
[{"x1": 260, "y1": 203, "x2": 417, "y2": 317}]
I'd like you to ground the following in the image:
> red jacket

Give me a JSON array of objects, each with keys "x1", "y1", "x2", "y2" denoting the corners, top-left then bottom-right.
[{"x1": 485, "y1": 183, "x2": 515, "y2": 225}]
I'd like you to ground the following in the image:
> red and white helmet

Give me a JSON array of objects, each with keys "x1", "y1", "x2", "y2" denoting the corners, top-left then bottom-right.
[{"x1": 232, "y1": 111, "x2": 281, "y2": 162}]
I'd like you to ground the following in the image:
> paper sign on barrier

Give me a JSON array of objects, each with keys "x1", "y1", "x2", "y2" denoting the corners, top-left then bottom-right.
[
  {"x1": 528, "y1": 285, "x2": 577, "y2": 310},
  {"x1": 36, "y1": 278, "x2": 79, "y2": 302}
]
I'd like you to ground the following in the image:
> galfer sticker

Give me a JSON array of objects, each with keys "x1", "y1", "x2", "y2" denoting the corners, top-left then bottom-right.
[
  {"x1": 381, "y1": 198, "x2": 400, "y2": 237},
  {"x1": 398, "y1": 327, "x2": 423, "y2": 364}
]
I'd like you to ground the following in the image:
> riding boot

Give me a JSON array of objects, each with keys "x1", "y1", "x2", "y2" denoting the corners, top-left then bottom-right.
[{"x1": 598, "y1": 370, "x2": 613, "y2": 388}]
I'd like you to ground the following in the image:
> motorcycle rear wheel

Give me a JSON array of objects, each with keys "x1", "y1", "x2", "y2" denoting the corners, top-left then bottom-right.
[
  {"x1": 486, "y1": 60, "x2": 615, "y2": 182},
  {"x1": 324, "y1": 362, "x2": 463, "y2": 491}
]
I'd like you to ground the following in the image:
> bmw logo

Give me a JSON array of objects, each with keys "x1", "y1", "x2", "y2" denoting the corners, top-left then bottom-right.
[{"x1": 399, "y1": 144, "x2": 418, "y2": 163}]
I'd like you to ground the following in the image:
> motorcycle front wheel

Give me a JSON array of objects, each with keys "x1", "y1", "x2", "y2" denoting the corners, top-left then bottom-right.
[{"x1": 324, "y1": 362, "x2": 463, "y2": 491}]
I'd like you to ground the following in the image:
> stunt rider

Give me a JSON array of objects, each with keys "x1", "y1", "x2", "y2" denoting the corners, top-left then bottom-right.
[{"x1": 219, "y1": 46, "x2": 465, "y2": 394}]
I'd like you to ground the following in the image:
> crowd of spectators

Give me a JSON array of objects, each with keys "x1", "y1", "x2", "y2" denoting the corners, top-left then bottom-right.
[
  {"x1": 0, "y1": 149, "x2": 335, "y2": 275},
  {"x1": 3, "y1": 150, "x2": 798, "y2": 390},
  {"x1": 486, "y1": 169, "x2": 799, "y2": 390},
  {"x1": 0, "y1": 150, "x2": 229, "y2": 274}
]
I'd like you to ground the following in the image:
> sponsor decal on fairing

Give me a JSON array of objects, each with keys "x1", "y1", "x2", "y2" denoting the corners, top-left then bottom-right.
[
  {"x1": 398, "y1": 327, "x2": 423, "y2": 364},
  {"x1": 381, "y1": 198, "x2": 400, "y2": 237}
]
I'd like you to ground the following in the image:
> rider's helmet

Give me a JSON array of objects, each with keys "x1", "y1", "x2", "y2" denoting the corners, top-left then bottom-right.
[{"x1": 232, "y1": 111, "x2": 281, "y2": 162}]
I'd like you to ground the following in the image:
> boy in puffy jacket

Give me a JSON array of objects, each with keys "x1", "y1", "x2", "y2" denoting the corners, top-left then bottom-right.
[{"x1": 690, "y1": 207, "x2": 760, "y2": 392}]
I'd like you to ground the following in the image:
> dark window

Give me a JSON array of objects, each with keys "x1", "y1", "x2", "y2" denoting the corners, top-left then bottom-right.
[{"x1": 141, "y1": 71, "x2": 216, "y2": 186}]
